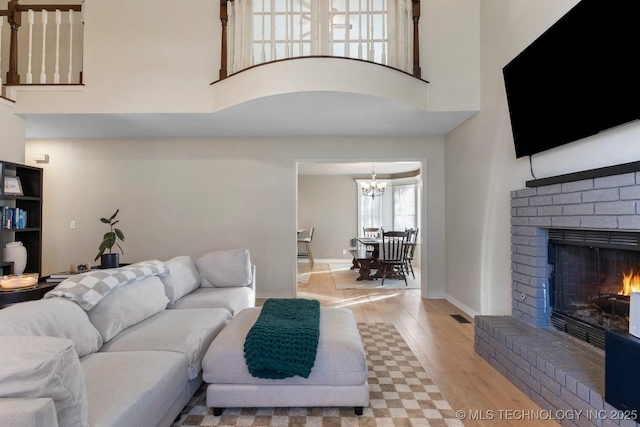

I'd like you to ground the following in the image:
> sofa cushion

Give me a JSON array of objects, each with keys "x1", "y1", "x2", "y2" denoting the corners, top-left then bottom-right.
[
  {"x1": 87, "y1": 276, "x2": 169, "y2": 343},
  {"x1": 98, "y1": 308, "x2": 231, "y2": 380},
  {"x1": 81, "y1": 351, "x2": 187, "y2": 427},
  {"x1": 196, "y1": 249, "x2": 252, "y2": 288},
  {"x1": 0, "y1": 298, "x2": 103, "y2": 357},
  {"x1": 0, "y1": 336, "x2": 88, "y2": 427},
  {"x1": 161, "y1": 255, "x2": 201, "y2": 304},
  {"x1": 168, "y1": 286, "x2": 254, "y2": 315}
]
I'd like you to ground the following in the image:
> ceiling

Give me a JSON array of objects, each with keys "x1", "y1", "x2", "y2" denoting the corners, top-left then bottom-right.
[{"x1": 21, "y1": 91, "x2": 476, "y2": 139}]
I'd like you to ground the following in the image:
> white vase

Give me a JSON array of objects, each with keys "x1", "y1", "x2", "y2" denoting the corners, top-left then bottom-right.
[{"x1": 3, "y1": 242, "x2": 27, "y2": 275}]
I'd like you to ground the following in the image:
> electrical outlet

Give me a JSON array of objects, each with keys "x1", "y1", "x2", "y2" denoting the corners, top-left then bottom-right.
[
  {"x1": 342, "y1": 249, "x2": 347, "y2": 255},
  {"x1": 482, "y1": 294, "x2": 488, "y2": 306},
  {"x1": 70, "y1": 220, "x2": 76, "y2": 229}
]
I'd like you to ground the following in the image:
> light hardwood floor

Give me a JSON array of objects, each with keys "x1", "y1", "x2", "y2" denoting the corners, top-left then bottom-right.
[{"x1": 277, "y1": 264, "x2": 559, "y2": 427}]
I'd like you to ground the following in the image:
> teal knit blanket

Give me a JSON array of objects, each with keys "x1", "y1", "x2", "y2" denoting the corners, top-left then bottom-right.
[{"x1": 244, "y1": 298, "x2": 321, "y2": 379}]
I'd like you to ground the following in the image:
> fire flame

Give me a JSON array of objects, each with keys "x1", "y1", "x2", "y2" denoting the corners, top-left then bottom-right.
[{"x1": 619, "y1": 270, "x2": 640, "y2": 296}]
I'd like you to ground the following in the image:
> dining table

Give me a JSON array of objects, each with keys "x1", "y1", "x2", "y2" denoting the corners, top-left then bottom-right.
[
  {"x1": 349, "y1": 237, "x2": 381, "y2": 281},
  {"x1": 349, "y1": 236, "x2": 415, "y2": 281}
]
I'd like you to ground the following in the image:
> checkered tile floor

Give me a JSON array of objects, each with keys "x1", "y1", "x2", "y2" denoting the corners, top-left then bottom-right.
[{"x1": 172, "y1": 323, "x2": 463, "y2": 426}]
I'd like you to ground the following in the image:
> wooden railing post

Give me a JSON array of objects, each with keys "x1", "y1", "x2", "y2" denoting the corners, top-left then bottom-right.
[
  {"x1": 6, "y1": 0, "x2": 21, "y2": 85},
  {"x1": 219, "y1": 0, "x2": 229, "y2": 80},
  {"x1": 412, "y1": 0, "x2": 421, "y2": 79}
]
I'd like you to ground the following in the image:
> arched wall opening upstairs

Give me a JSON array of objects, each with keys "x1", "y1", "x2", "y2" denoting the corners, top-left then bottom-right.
[{"x1": 218, "y1": 0, "x2": 422, "y2": 81}]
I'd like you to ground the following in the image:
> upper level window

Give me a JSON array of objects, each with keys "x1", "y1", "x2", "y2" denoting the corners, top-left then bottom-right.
[{"x1": 227, "y1": 0, "x2": 414, "y2": 74}]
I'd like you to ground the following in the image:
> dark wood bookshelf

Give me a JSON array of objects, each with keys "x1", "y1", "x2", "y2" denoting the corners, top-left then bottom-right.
[{"x1": 0, "y1": 160, "x2": 43, "y2": 279}]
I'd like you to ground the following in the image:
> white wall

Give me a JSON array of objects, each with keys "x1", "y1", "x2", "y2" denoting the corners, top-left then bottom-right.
[
  {"x1": 0, "y1": 100, "x2": 26, "y2": 163},
  {"x1": 444, "y1": 0, "x2": 640, "y2": 317},
  {"x1": 26, "y1": 136, "x2": 445, "y2": 299},
  {"x1": 423, "y1": 0, "x2": 481, "y2": 112}
]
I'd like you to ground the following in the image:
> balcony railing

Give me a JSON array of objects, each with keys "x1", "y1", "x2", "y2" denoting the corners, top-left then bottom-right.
[
  {"x1": 0, "y1": 0, "x2": 83, "y2": 91},
  {"x1": 218, "y1": 0, "x2": 421, "y2": 80}
]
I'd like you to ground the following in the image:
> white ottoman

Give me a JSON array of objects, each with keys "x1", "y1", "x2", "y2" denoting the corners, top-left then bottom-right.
[{"x1": 202, "y1": 307, "x2": 369, "y2": 415}]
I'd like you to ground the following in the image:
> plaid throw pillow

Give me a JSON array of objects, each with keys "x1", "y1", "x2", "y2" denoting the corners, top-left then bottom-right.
[{"x1": 44, "y1": 260, "x2": 170, "y2": 311}]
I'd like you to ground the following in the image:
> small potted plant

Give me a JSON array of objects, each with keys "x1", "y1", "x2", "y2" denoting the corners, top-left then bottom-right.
[{"x1": 95, "y1": 209, "x2": 125, "y2": 268}]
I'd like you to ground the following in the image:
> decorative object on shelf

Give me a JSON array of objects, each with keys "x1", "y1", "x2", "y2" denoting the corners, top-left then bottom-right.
[
  {"x1": 3, "y1": 241, "x2": 27, "y2": 274},
  {"x1": 359, "y1": 163, "x2": 386, "y2": 199},
  {"x1": 95, "y1": 209, "x2": 125, "y2": 269},
  {"x1": 0, "y1": 273, "x2": 39, "y2": 289},
  {"x1": 3, "y1": 176, "x2": 23, "y2": 196},
  {"x1": 70, "y1": 262, "x2": 92, "y2": 274}
]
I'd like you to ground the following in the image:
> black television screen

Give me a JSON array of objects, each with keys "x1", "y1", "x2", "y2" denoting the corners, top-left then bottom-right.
[{"x1": 503, "y1": 0, "x2": 640, "y2": 158}]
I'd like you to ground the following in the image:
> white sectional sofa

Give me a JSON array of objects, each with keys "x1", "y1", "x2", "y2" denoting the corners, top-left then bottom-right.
[{"x1": 0, "y1": 249, "x2": 255, "y2": 427}]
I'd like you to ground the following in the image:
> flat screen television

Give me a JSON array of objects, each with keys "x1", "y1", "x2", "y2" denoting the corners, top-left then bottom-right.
[{"x1": 503, "y1": 0, "x2": 640, "y2": 158}]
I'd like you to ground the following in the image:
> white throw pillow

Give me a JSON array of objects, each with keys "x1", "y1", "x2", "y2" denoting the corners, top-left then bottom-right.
[
  {"x1": 196, "y1": 249, "x2": 252, "y2": 288},
  {"x1": 0, "y1": 298, "x2": 103, "y2": 358},
  {"x1": 0, "y1": 336, "x2": 88, "y2": 427},
  {"x1": 88, "y1": 276, "x2": 169, "y2": 342},
  {"x1": 161, "y1": 255, "x2": 201, "y2": 304}
]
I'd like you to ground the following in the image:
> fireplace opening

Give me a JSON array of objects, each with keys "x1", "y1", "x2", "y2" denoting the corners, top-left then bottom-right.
[{"x1": 548, "y1": 229, "x2": 640, "y2": 349}]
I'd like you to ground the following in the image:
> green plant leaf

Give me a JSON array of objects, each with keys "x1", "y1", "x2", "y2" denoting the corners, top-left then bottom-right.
[
  {"x1": 100, "y1": 218, "x2": 110, "y2": 223},
  {"x1": 95, "y1": 247, "x2": 105, "y2": 261},
  {"x1": 115, "y1": 228, "x2": 125, "y2": 241},
  {"x1": 105, "y1": 233, "x2": 116, "y2": 248},
  {"x1": 109, "y1": 209, "x2": 119, "y2": 221}
]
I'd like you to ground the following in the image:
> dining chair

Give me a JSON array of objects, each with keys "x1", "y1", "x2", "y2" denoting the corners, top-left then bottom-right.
[
  {"x1": 379, "y1": 230, "x2": 408, "y2": 286},
  {"x1": 404, "y1": 228, "x2": 419, "y2": 279},
  {"x1": 297, "y1": 227, "x2": 315, "y2": 269},
  {"x1": 362, "y1": 227, "x2": 380, "y2": 253}
]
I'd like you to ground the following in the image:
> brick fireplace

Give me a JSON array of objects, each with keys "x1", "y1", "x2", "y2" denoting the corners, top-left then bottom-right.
[
  {"x1": 475, "y1": 166, "x2": 640, "y2": 426},
  {"x1": 510, "y1": 171, "x2": 640, "y2": 329}
]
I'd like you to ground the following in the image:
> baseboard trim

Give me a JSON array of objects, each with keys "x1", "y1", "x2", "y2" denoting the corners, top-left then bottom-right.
[
  {"x1": 445, "y1": 294, "x2": 479, "y2": 318},
  {"x1": 425, "y1": 292, "x2": 446, "y2": 299}
]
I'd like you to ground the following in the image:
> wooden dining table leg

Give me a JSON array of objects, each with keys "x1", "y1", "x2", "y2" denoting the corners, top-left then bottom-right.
[{"x1": 356, "y1": 258, "x2": 375, "y2": 281}]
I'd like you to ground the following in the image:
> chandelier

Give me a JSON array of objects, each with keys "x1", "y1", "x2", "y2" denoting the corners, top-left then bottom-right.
[{"x1": 360, "y1": 163, "x2": 387, "y2": 199}]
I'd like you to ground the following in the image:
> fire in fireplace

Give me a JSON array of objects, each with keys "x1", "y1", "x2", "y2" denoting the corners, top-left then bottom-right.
[
  {"x1": 548, "y1": 229, "x2": 640, "y2": 349},
  {"x1": 621, "y1": 271, "x2": 640, "y2": 295}
]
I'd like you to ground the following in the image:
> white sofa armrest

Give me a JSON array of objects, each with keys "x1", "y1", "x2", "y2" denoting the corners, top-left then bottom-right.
[{"x1": 0, "y1": 398, "x2": 59, "y2": 427}]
